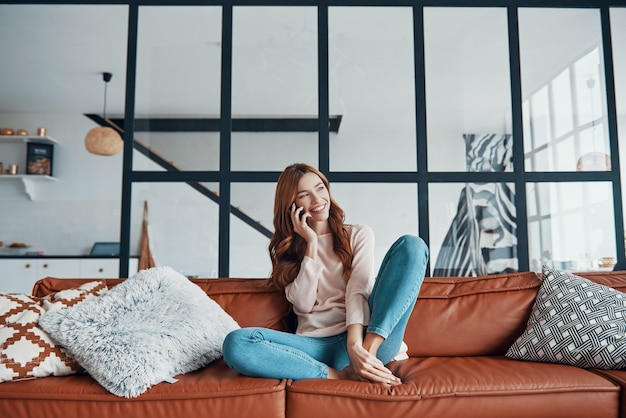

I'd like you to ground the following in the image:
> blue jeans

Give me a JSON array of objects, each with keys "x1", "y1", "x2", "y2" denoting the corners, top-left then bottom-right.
[{"x1": 222, "y1": 235, "x2": 429, "y2": 380}]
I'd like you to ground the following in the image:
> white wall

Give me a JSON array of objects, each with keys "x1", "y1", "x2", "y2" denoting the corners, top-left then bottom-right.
[{"x1": 0, "y1": 113, "x2": 122, "y2": 256}]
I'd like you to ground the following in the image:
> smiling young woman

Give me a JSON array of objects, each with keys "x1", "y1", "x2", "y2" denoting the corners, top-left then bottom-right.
[{"x1": 223, "y1": 163, "x2": 429, "y2": 385}]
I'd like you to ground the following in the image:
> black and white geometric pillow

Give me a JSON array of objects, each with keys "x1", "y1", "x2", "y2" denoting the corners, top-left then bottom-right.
[{"x1": 506, "y1": 266, "x2": 626, "y2": 369}]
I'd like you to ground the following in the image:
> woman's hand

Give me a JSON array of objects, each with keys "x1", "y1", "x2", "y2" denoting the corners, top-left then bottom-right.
[
  {"x1": 346, "y1": 325, "x2": 401, "y2": 386},
  {"x1": 291, "y1": 203, "x2": 317, "y2": 244}
]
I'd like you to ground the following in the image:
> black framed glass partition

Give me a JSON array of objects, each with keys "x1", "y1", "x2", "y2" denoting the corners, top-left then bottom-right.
[{"x1": 0, "y1": 1, "x2": 624, "y2": 281}]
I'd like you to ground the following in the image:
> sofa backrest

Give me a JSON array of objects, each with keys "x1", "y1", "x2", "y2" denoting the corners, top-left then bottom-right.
[
  {"x1": 574, "y1": 270, "x2": 626, "y2": 293},
  {"x1": 33, "y1": 270, "x2": 626, "y2": 358},
  {"x1": 405, "y1": 272, "x2": 542, "y2": 357},
  {"x1": 33, "y1": 274, "x2": 541, "y2": 357},
  {"x1": 32, "y1": 277, "x2": 293, "y2": 332},
  {"x1": 404, "y1": 270, "x2": 626, "y2": 357}
]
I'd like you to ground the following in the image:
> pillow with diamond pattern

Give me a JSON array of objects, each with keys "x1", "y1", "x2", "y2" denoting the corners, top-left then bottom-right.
[
  {"x1": 0, "y1": 281, "x2": 107, "y2": 382},
  {"x1": 506, "y1": 266, "x2": 626, "y2": 369}
]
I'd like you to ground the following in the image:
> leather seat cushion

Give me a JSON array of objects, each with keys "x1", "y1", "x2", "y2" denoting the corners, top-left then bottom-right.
[
  {"x1": 0, "y1": 361, "x2": 286, "y2": 418},
  {"x1": 287, "y1": 356, "x2": 619, "y2": 418}
]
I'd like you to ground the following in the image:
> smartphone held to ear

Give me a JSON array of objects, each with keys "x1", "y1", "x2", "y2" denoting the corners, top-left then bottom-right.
[
  {"x1": 297, "y1": 207, "x2": 309, "y2": 223},
  {"x1": 291, "y1": 203, "x2": 309, "y2": 224}
]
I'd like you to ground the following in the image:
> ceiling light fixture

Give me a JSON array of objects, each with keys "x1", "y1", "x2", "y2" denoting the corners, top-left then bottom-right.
[{"x1": 84, "y1": 72, "x2": 123, "y2": 156}]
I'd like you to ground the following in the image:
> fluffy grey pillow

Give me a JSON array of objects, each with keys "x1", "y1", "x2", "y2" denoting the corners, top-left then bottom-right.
[
  {"x1": 39, "y1": 266, "x2": 240, "y2": 398},
  {"x1": 506, "y1": 266, "x2": 626, "y2": 369}
]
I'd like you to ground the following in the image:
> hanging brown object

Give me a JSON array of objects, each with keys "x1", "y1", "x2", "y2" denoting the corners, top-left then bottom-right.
[
  {"x1": 138, "y1": 200, "x2": 156, "y2": 270},
  {"x1": 85, "y1": 126, "x2": 123, "y2": 156},
  {"x1": 85, "y1": 72, "x2": 123, "y2": 156}
]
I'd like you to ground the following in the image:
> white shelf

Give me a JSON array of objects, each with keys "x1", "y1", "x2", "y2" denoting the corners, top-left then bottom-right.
[
  {"x1": 0, "y1": 175, "x2": 55, "y2": 181},
  {"x1": 0, "y1": 135, "x2": 58, "y2": 144},
  {"x1": 1, "y1": 135, "x2": 57, "y2": 200},
  {"x1": 0, "y1": 174, "x2": 57, "y2": 200}
]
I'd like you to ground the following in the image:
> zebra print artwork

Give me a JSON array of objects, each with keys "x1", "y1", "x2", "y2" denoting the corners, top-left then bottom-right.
[{"x1": 433, "y1": 133, "x2": 518, "y2": 277}]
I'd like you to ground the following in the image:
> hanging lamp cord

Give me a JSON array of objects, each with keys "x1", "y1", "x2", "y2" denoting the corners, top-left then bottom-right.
[
  {"x1": 102, "y1": 71, "x2": 113, "y2": 121},
  {"x1": 103, "y1": 77, "x2": 108, "y2": 120}
]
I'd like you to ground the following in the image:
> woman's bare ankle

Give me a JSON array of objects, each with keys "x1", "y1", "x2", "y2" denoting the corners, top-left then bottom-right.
[
  {"x1": 362, "y1": 333, "x2": 384, "y2": 355},
  {"x1": 328, "y1": 366, "x2": 358, "y2": 381},
  {"x1": 328, "y1": 367, "x2": 344, "y2": 380}
]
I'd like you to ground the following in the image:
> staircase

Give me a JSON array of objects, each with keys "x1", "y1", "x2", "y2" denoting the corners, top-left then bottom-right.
[{"x1": 85, "y1": 114, "x2": 273, "y2": 239}]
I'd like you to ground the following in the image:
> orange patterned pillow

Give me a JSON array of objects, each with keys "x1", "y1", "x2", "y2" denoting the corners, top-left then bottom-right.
[{"x1": 0, "y1": 281, "x2": 107, "y2": 382}]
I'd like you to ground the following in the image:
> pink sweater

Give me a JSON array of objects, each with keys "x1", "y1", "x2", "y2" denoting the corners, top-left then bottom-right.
[
  {"x1": 285, "y1": 224, "x2": 409, "y2": 360},
  {"x1": 285, "y1": 224, "x2": 375, "y2": 337}
]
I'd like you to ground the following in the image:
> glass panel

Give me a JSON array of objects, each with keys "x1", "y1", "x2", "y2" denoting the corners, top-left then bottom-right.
[
  {"x1": 331, "y1": 183, "x2": 418, "y2": 270},
  {"x1": 519, "y1": 8, "x2": 609, "y2": 172},
  {"x1": 230, "y1": 183, "x2": 275, "y2": 278},
  {"x1": 425, "y1": 8, "x2": 512, "y2": 172},
  {"x1": 552, "y1": 68, "x2": 574, "y2": 138},
  {"x1": 134, "y1": 6, "x2": 222, "y2": 171},
  {"x1": 329, "y1": 7, "x2": 416, "y2": 172},
  {"x1": 131, "y1": 182, "x2": 219, "y2": 278},
  {"x1": 232, "y1": 132, "x2": 318, "y2": 172},
  {"x1": 527, "y1": 182, "x2": 616, "y2": 272},
  {"x1": 230, "y1": 213, "x2": 272, "y2": 278},
  {"x1": 0, "y1": 5, "x2": 127, "y2": 258},
  {"x1": 613, "y1": 8, "x2": 626, "y2": 252},
  {"x1": 231, "y1": 7, "x2": 318, "y2": 171},
  {"x1": 136, "y1": 132, "x2": 220, "y2": 171},
  {"x1": 430, "y1": 183, "x2": 518, "y2": 276}
]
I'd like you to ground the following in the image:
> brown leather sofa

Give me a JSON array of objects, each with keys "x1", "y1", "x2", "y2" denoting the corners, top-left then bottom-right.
[{"x1": 2, "y1": 271, "x2": 626, "y2": 418}]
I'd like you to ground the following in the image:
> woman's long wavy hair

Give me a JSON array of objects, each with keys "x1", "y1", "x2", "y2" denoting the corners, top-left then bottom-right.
[{"x1": 269, "y1": 163, "x2": 353, "y2": 290}]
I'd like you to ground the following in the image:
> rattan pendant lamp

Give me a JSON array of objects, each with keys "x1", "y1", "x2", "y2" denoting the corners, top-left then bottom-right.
[{"x1": 84, "y1": 72, "x2": 123, "y2": 156}]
